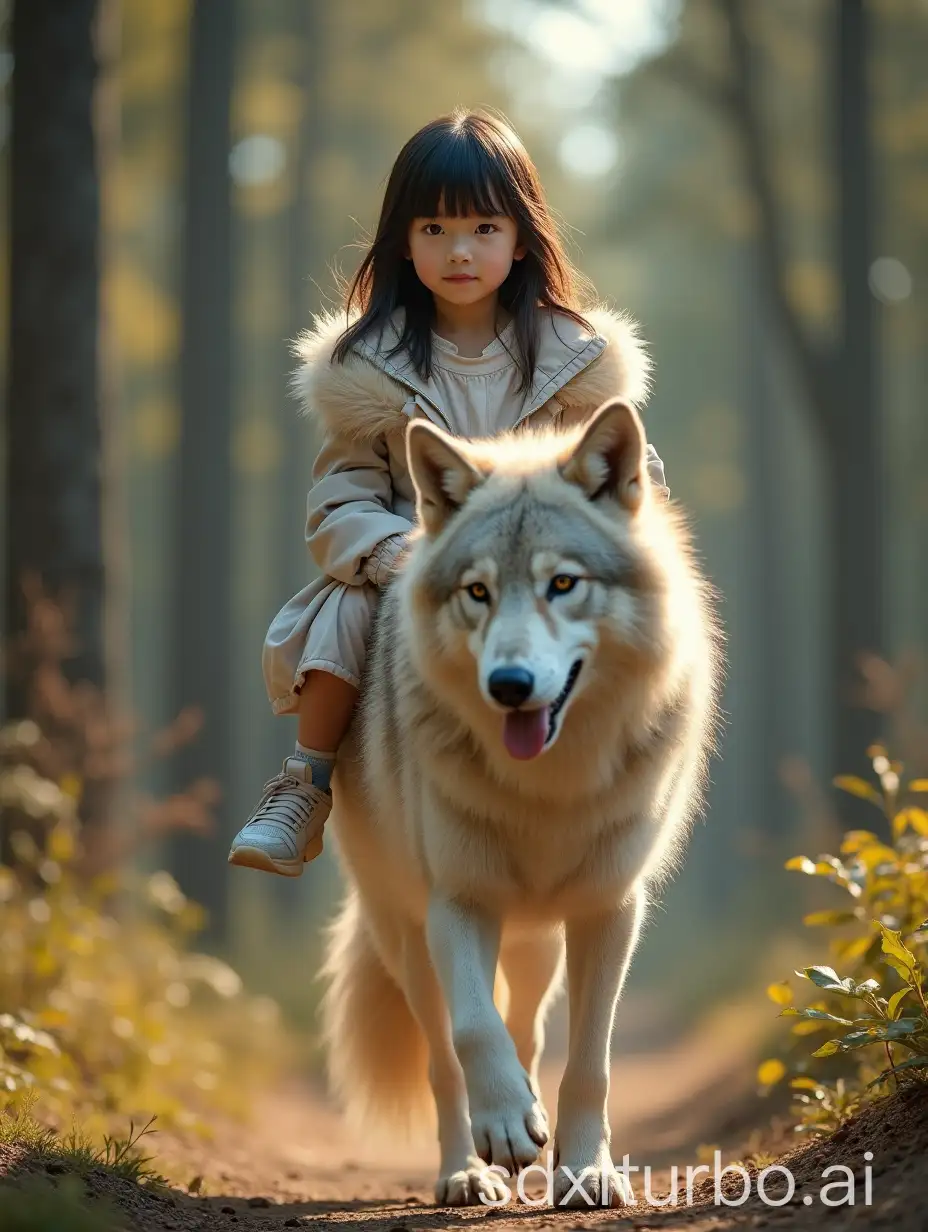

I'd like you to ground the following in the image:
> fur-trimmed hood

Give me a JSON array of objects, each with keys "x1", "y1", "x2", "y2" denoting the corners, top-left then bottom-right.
[{"x1": 290, "y1": 305, "x2": 652, "y2": 443}]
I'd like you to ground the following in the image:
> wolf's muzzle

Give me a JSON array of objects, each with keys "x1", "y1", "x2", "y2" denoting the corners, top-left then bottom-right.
[{"x1": 488, "y1": 666, "x2": 534, "y2": 709}]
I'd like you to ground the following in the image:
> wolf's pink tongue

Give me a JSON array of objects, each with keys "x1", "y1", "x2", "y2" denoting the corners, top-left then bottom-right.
[{"x1": 503, "y1": 707, "x2": 550, "y2": 760}]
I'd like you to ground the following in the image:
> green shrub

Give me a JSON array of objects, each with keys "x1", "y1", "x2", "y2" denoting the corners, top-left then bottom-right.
[
  {"x1": 0, "y1": 721, "x2": 288, "y2": 1135},
  {"x1": 759, "y1": 745, "x2": 928, "y2": 1131}
]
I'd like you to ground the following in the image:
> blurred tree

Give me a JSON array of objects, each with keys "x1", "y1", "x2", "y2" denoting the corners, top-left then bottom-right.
[
  {"x1": 281, "y1": 1, "x2": 323, "y2": 620},
  {"x1": 4, "y1": 0, "x2": 103, "y2": 718},
  {"x1": 733, "y1": 0, "x2": 880, "y2": 789},
  {"x1": 642, "y1": 0, "x2": 882, "y2": 785},
  {"x1": 169, "y1": 0, "x2": 236, "y2": 944},
  {"x1": 109, "y1": 0, "x2": 188, "y2": 772}
]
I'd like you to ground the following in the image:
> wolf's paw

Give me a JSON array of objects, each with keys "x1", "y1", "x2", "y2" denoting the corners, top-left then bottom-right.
[
  {"x1": 469, "y1": 1079, "x2": 549, "y2": 1174},
  {"x1": 435, "y1": 1157, "x2": 511, "y2": 1207},
  {"x1": 551, "y1": 1150, "x2": 634, "y2": 1209}
]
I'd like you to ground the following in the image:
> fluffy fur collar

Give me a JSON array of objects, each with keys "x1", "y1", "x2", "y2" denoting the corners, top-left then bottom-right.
[{"x1": 290, "y1": 304, "x2": 652, "y2": 443}]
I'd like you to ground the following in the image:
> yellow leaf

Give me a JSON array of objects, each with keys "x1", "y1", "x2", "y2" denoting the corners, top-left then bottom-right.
[
  {"x1": 814, "y1": 860, "x2": 842, "y2": 876},
  {"x1": 887, "y1": 988, "x2": 910, "y2": 1020},
  {"x1": 792, "y1": 1019, "x2": 829, "y2": 1036},
  {"x1": 767, "y1": 982, "x2": 793, "y2": 1006},
  {"x1": 785, "y1": 856, "x2": 817, "y2": 874},
  {"x1": 908, "y1": 780, "x2": 928, "y2": 793},
  {"x1": 854, "y1": 844, "x2": 897, "y2": 871},
  {"x1": 803, "y1": 910, "x2": 858, "y2": 927},
  {"x1": 880, "y1": 925, "x2": 917, "y2": 974},
  {"x1": 840, "y1": 830, "x2": 880, "y2": 854},
  {"x1": 833, "y1": 775, "x2": 882, "y2": 806},
  {"x1": 894, "y1": 808, "x2": 928, "y2": 837},
  {"x1": 812, "y1": 1040, "x2": 841, "y2": 1058},
  {"x1": 883, "y1": 955, "x2": 914, "y2": 983},
  {"x1": 757, "y1": 1058, "x2": 786, "y2": 1087},
  {"x1": 832, "y1": 934, "x2": 874, "y2": 962},
  {"x1": 790, "y1": 1077, "x2": 821, "y2": 1092}
]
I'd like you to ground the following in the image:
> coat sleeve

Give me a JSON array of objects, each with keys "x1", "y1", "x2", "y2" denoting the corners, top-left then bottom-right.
[
  {"x1": 645, "y1": 441, "x2": 670, "y2": 500},
  {"x1": 305, "y1": 430, "x2": 415, "y2": 586}
]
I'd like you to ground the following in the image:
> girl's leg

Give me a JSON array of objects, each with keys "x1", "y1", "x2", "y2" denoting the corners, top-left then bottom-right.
[
  {"x1": 230, "y1": 669, "x2": 358, "y2": 877},
  {"x1": 232, "y1": 583, "x2": 372, "y2": 875},
  {"x1": 296, "y1": 669, "x2": 359, "y2": 751}
]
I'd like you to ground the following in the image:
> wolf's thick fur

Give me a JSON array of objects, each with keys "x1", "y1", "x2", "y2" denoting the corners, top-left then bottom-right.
[{"x1": 320, "y1": 400, "x2": 723, "y2": 1207}]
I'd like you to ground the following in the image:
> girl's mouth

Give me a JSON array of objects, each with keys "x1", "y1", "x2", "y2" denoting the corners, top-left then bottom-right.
[{"x1": 444, "y1": 275, "x2": 477, "y2": 282}]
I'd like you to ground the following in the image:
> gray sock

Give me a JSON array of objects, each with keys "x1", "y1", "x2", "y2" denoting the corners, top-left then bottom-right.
[{"x1": 293, "y1": 742, "x2": 335, "y2": 794}]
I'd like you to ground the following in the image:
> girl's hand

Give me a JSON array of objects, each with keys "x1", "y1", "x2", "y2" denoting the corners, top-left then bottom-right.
[{"x1": 364, "y1": 533, "x2": 408, "y2": 587}]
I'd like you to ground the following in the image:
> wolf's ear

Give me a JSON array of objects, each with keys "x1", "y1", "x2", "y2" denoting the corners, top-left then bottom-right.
[
  {"x1": 561, "y1": 398, "x2": 645, "y2": 512},
  {"x1": 406, "y1": 420, "x2": 483, "y2": 535}
]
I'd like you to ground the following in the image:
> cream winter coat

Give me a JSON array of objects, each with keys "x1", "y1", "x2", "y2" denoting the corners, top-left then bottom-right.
[{"x1": 262, "y1": 304, "x2": 668, "y2": 715}]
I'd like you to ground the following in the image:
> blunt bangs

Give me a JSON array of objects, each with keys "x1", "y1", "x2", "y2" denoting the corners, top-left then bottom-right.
[{"x1": 402, "y1": 129, "x2": 516, "y2": 223}]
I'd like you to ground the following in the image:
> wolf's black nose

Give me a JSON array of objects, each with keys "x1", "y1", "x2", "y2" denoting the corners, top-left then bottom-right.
[{"x1": 488, "y1": 667, "x2": 535, "y2": 708}]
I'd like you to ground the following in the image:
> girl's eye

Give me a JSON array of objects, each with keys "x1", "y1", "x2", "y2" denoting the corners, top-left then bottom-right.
[
  {"x1": 466, "y1": 582, "x2": 490, "y2": 603},
  {"x1": 475, "y1": 223, "x2": 497, "y2": 234},
  {"x1": 423, "y1": 223, "x2": 443, "y2": 235},
  {"x1": 548, "y1": 574, "x2": 578, "y2": 598}
]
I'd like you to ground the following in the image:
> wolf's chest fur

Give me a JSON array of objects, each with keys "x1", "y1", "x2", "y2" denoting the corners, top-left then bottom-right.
[{"x1": 399, "y1": 758, "x2": 655, "y2": 921}]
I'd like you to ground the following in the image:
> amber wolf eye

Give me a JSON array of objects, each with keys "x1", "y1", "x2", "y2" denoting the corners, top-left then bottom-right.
[
  {"x1": 466, "y1": 582, "x2": 490, "y2": 603},
  {"x1": 548, "y1": 574, "x2": 578, "y2": 598}
]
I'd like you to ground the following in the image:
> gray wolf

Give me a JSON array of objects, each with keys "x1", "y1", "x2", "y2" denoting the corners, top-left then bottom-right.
[{"x1": 320, "y1": 398, "x2": 723, "y2": 1207}]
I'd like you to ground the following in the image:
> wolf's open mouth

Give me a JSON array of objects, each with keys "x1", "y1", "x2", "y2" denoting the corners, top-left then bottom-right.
[
  {"x1": 501, "y1": 659, "x2": 584, "y2": 760},
  {"x1": 546, "y1": 659, "x2": 583, "y2": 743}
]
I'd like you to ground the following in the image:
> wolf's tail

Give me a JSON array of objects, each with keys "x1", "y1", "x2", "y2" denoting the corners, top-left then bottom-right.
[{"x1": 319, "y1": 888, "x2": 434, "y2": 1140}]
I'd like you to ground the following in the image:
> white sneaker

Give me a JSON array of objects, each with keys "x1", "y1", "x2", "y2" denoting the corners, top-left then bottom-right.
[{"x1": 227, "y1": 757, "x2": 331, "y2": 877}]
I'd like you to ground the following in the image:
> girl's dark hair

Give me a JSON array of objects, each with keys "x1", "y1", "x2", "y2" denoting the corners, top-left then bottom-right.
[{"x1": 331, "y1": 108, "x2": 595, "y2": 394}]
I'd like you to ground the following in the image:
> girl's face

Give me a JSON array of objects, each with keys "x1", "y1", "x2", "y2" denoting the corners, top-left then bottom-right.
[{"x1": 406, "y1": 203, "x2": 526, "y2": 307}]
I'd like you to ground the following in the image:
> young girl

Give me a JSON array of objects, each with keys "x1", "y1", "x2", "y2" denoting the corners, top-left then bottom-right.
[{"x1": 228, "y1": 107, "x2": 669, "y2": 877}]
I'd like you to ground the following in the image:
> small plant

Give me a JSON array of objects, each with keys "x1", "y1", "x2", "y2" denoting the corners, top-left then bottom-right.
[
  {"x1": 0, "y1": 580, "x2": 289, "y2": 1198},
  {"x1": 60, "y1": 1117, "x2": 162, "y2": 1185},
  {"x1": 0, "y1": 784, "x2": 285, "y2": 1131},
  {"x1": 759, "y1": 745, "x2": 928, "y2": 1131},
  {"x1": 0, "y1": 1091, "x2": 165, "y2": 1187},
  {"x1": 783, "y1": 926, "x2": 928, "y2": 1084},
  {"x1": 787, "y1": 1075, "x2": 862, "y2": 1136}
]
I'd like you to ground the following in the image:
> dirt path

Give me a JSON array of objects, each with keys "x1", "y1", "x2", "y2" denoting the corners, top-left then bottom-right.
[
  {"x1": 7, "y1": 1075, "x2": 921, "y2": 1232},
  {"x1": 3, "y1": 1003, "x2": 926, "y2": 1231},
  {"x1": 150, "y1": 995, "x2": 771, "y2": 1211}
]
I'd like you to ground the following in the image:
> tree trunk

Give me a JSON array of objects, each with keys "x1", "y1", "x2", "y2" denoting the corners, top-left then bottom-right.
[
  {"x1": 720, "y1": 0, "x2": 883, "y2": 795},
  {"x1": 169, "y1": 0, "x2": 236, "y2": 945},
  {"x1": 281, "y1": 0, "x2": 327, "y2": 674},
  {"x1": 5, "y1": 0, "x2": 102, "y2": 718},
  {"x1": 832, "y1": 0, "x2": 883, "y2": 784}
]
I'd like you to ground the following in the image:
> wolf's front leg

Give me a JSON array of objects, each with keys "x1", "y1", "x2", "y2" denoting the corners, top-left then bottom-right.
[
  {"x1": 398, "y1": 927, "x2": 510, "y2": 1207},
  {"x1": 426, "y1": 896, "x2": 549, "y2": 1175},
  {"x1": 553, "y1": 889, "x2": 646, "y2": 1208}
]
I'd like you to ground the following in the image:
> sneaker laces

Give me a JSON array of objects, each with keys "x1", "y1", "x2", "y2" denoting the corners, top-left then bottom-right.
[{"x1": 251, "y1": 774, "x2": 328, "y2": 835}]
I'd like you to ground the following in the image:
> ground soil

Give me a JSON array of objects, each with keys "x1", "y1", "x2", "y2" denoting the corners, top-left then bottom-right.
[
  {"x1": 2, "y1": 1076, "x2": 926, "y2": 1231},
  {"x1": 2, "y1": 1017, "x2": 926, "y2": 1232}
]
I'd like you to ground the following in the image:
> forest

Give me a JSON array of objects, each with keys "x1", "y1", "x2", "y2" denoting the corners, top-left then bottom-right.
[{"x1": 1, "y1": 1, "x2": 927, "y2": 1229}]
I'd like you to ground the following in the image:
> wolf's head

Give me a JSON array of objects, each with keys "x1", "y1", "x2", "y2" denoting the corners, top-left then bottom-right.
[{"x1": 404, "y1": 399, "x2": 677, "y2": 763}]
